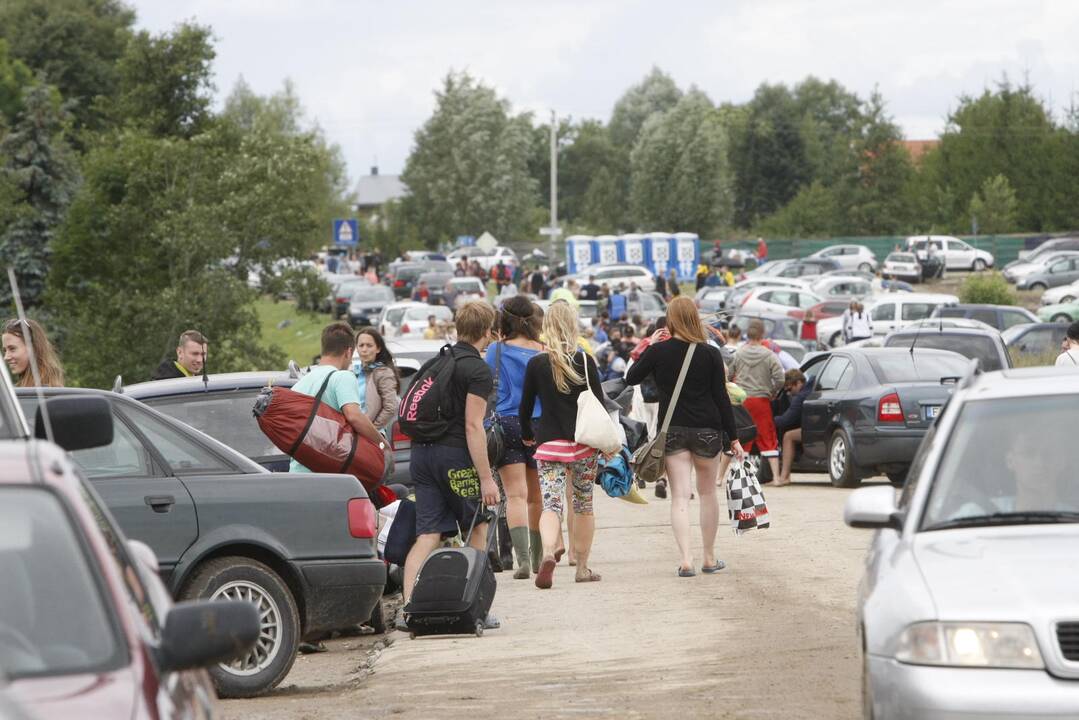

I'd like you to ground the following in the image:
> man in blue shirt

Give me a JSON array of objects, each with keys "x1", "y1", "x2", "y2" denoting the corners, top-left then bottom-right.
[
  {"x1": 289, "y1": 323, "x2": 384, "y2": 474},
  {"x1": 609, "y1": 285, "x2": 627, "y2": 322}
]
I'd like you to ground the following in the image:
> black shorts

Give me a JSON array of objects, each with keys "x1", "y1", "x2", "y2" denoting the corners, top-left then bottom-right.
[
  {"x1": 664, "y1": 426, "x2": 725, "y2": 458},
  {"x1": 495, "y1": 415, "x2": 536, "y2": 470},
  {"x1": 410, "y1": 443, "x2": 493, "y2": 538}
]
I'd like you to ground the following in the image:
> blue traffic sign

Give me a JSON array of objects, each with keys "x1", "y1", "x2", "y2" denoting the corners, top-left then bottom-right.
[{"x1": 333, "y1": 219, "x2": 359, "y2": 246}]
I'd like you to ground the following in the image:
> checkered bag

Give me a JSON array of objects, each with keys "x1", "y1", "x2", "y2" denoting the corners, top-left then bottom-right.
[{"x1": 725, "y1": 456, "x2": 770, "y2": 535}]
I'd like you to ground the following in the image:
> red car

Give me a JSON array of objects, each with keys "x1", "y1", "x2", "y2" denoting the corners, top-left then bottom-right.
[{"x1": 2, "y1": 394, "x2": 258, "y2": 720}]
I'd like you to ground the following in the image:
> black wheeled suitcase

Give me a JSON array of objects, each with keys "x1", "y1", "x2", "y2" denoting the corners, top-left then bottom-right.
[{"x1": 403, "y1": 503, "x2": 500, "y2": 638}]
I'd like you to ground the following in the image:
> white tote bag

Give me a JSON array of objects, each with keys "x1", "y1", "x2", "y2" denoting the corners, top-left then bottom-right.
[{"x1": 574, "y1": 351, "x2": 622, "y2": 454}]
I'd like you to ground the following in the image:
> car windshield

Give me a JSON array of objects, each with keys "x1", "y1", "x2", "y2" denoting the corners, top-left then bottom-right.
[
  {"x1": 146, "y1": 390, "x2": 284, "y2": 460},
  {"x1": 884, "y1": 334, "x2": 1005, "y2": 371},
  {"x1": 867, "y1": 352, "x2": 969, "y2": 383},
  {"x1": 888, "y1": 253, "x2": 916, "y2": 263},
  {"x1": 406, "y1": 306, "x2": 453, "y2": 321},
  {"x1": 1000, "y1": 325, "x2": 1031, "y2": 344},
  {"x1": 922, "y1": 396, "x2": 1079, "y2": 530},
  {"x1": 352, "y1": 286, "x2": 392, "y2": 302},
  {"x1": 0, "y1": 488, "x2": 125, "y2": 679},
  {"x1": 394, "y1": 266, "x2": 425, "y2": 281}
]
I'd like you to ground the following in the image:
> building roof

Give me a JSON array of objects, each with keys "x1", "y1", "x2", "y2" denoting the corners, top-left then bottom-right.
[
  {"x1": 354, "y1": 169, "x2": 407, "y2": 208},
  {"x1": 901, "y1": 139, "x2": 939, "y2": 164}
]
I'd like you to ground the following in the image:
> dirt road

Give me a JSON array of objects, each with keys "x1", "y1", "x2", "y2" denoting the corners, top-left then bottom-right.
[{"x1": 222, "y1": 474, "x2": 879, "y2": 720}]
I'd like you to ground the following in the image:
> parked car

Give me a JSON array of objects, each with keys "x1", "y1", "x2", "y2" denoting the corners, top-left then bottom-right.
[
  {"x1": 744, "y1": 258, "x2": 840, "y2": 280},
  {"x1": 1039, "y1": 279, "x2": 1079, "y2": 306},
  {"x1": 808, "y1": 275, "x2": 874, "y2": 302},
  {"x1": 726, "y1": 276, "x2": 811, "y2": 309},
  {"x1": 883, "y1": 327, "x2": 1013, "y2": 372},
  {"x1": 807, "y1": 244, "x2": 878, "y2": 272},
  {"x1": 1016, "y1": 253, "x2": 1079, "y2": 291},
  {"x1": 563, "y1": 263, "x2": 656, "y2": 293},
  {"x1": 738, "y1": 286, "x2": 821, "y2": 318},
  {"x1": 445, "y1": 276, "x2": 487, "y2": 308},
  {"x1": 905, "y1": 235, "x2": 994, "y2": 271},
  {"x1": 931, "y1": 303, "x2": 1038, "y2": 331},
  {"x1": 791, "y1": 348, "x2": 968, "y2": 486},
  {"x1": 815, "y1": 293, "x2": 959, "y2": 348},
  {"x1": 1008, "y1": 234, "x2": 1079, "y2": 264},
  {"x1": 447, "y1": 245, "x2": 518, "y2": 272},
  {"x1": 881, "y1": 252, "x2": 922, "y2": 283},
  {"x1": 1003, "y1": 250, "x2": 1079, "y2": 285},
  {"x1": 389, "y1": 262, "x2": 452, "y2": 299},
  {"x1": 329, "y1": 276, "x2": 369, "y2": 318},
  {"x1": 695, "y1": 286, "x2": 732, "y2": 314},
  {"x1": 417, "y1": 271, "x2": 455, "y2": 305},
  {"x1": 1002, "y1": 322, "x2": 1070, "y2": 361},
  {"x1": 348, "y1": 284, "x2": 396, "y2": 327},
  {"x1": 726, "y1": 311, "x2": 807, "y2": 361},
  {"x1": 1037, "y1": 300, "x2": 1079, "y2": 324},
  {"x1": 393, "y1": 304, "x2": 454, "y2": 339},
  {"x1": 635, "y1": 291, "x2": 667, "y2": 325},
  {"x1": 846, "y1": 367, "x2": 1079, "y2": 718},
  {"x1": 16, "y1": 388, "x2": 386, "y2": 698}
]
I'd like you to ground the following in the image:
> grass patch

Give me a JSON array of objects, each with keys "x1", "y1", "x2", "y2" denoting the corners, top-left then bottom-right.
[
  {"x1": 1010, "y1": 349, "x2": 1061, "y2": 368},
  {"x1": 255, "y1": 296, "x2": 333, "y2": 366}
]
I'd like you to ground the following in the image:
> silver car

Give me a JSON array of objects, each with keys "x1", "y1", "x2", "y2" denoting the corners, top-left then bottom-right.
[
  {"x1": 809, "y1": 244, "x2": 878, "y2": 273},
  {"x1": 845, "y1": 367, "x2": 1079, "y2": 719}
]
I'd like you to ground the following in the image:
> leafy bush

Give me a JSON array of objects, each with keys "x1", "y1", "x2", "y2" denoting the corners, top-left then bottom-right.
[
  {"x1": 958, "y1": 272, "x2": 1017, "y2": 306},
  {"x1": 267, "y1": 266, "x2": 331, "y2": 313}
]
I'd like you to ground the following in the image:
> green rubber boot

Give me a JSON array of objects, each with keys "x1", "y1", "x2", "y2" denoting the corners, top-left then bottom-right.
[
  {"x1": 509, "y1": 526, "x2": 531, "y2": 579},
  {"x1": 529, "y1": 529, "x2": 543, "y2": 574}
]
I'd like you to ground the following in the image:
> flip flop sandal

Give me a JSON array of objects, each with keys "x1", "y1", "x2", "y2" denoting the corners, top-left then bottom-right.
[
  {"x1": 575, "y1": 570, "x2": 602, "y2": 583},
  {"x1": 554, "y1": 547, "x2": 566, "y2": 563},
  {"x1": 701, "y1": 561, "x2": 727, "y2": 574},
  {"x1": 677, "y1": 567, "x2": 696, "y2": 578},
  {"x1": 535, "y1": 558, "x2": 557, "y2": 589}
]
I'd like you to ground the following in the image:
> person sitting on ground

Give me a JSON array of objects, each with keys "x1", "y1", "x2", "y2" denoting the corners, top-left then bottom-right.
[
  {"x1": 3, "y1": 318, "x2": 65, "y2": 387},
  {"x1": 1056, "y1": 321, "x2": 1079, "y2": 366},
  {"x1": 151, "y1": 329, "x2": 207, "y2": 380},
  {"x1": 773, "y1": 369, "x2": 810, "y2": 487}
]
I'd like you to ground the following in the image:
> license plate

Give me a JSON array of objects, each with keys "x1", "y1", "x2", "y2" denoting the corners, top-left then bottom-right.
[{"x1": 925, "y1": 405, "x2": 941, "y2": 419}]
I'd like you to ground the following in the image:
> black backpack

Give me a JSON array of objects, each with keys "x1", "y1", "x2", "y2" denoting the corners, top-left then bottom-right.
[{"x1": 398, "y1": 344, "x2": 458, "y2": 443}]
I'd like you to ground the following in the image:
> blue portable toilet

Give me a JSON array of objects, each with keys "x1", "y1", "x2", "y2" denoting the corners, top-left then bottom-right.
[
  {"x1": 566, "y1": 235, "x2": 595, "y2": 275},
  {"x1": 645, "y1": 232, "x2": 675, "y2": 280},
  {"x1": 673, "y1": 232, "x2": 701, "y2": 280},
  {"x1": 593, "y1": 235, "x2": 619, "y2": 267},
  {"x1": 620, "y1": 233, "x2": 647, "y2": 267}
]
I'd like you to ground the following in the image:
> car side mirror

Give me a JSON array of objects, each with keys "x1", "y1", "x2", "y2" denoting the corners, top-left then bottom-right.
[
  {"x1": 159, "y1": 600, "x2": 259, "y2": 672},
  {"x1": 844, "y1": 486, "x2": 904, "y2": 531},
  {"x1": 35, "y1": 396, "x2": 113, "y2": 451}
]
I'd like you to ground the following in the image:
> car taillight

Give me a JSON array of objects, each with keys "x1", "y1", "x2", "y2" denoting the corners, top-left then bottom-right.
[
  {"x1": 878, "y1": 393, "x2": 904, "y2": 423},
  {"x1": 336, "y1": 296, "x2": 348, "y2": 304},
  {"x1": 401, "y1": 323, "x2": 410, "y2": 335},
  {"x1": 394, "y1": 279, "x2": 404, "y2": 287},
  {"x1": 347, "y1": 498, "x2": 377, "y2": 538}
]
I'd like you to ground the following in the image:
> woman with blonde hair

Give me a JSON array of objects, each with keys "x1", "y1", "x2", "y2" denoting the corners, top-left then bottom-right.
[
  {"x1": 3, "y1": 319, "x2": 65, "y2": 387},
  {"x1": 626, "y1": 296, "x2": 743, "y2": 577},
  {"x1": 518, "y1": 301, "x2": 606, "y2": 589}
]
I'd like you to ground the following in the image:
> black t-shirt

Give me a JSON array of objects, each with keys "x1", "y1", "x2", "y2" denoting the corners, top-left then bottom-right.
[
  {"x1": 439, "y1": 342, "x2": 494, "y2": 448},
  {"x1": 580, "y1": 283, "x2": 601, "y2": 301},
  {"x1": 518, "y1": 352, "x2": 604, "y2": 445},
  {"x1": 625, "y1": 338, "x2": 736, "y2": 438}
]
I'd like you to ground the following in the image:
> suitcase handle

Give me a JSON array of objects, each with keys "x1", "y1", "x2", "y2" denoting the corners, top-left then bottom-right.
[{"x1": 465, "y1": 498, "x2": 503, "y2": 553}]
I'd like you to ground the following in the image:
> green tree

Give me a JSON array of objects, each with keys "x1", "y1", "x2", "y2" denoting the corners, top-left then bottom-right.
[
  {"x1": 110, "y1": 22, "x2": 216, "y2": 138},
  {"x1": 0, "y1": 39, "x2": 34, "y2": 123},
  {"x1": 401, "y1": 72, "x2": 538, "y2": 246},
  {"x1": 630, "y1": 89, "x2": 733, "y2": 234},
  {"x1": 608, "y1": 67, "x2": 682, "y2": 150},
  {"x1": 0, "y1": 0, "x2": 135, "y2": 132},
  {"x1": 558, "y1": 120, "x2": 628, "y2": 229},
  {"x1": 969, "y1": 173, "x2": 1019, "y2": 234},
  {"x1": 755, "y1": 181, "x2": 838, "y2": 237},
  {"x1": 0, "y1": 81, "x2": 79, "y2": 308}
]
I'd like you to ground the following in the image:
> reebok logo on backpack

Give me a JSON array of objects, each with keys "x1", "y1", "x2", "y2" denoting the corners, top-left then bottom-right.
[{"x1": 398, "y1": 344, "x2": 457, "y2": 443}]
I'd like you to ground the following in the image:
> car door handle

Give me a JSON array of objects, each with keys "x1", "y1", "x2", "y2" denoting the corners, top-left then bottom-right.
[{"x1": 144, "y1": 495, "x2": 175, "y2": 513}]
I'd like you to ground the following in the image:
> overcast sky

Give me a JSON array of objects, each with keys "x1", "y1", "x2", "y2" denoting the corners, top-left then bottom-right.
[{"x1": 130, "y1": 1, "x2": 1079, "y2": 187}]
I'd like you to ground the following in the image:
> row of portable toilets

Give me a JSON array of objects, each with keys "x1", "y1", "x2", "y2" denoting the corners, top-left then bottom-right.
[{"x1": 565, "y1": 233, "x2": 701, "y2": 281}]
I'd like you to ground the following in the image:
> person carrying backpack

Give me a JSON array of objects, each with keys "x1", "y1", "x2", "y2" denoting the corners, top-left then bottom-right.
[
  {"x1": 519, "y1": 302, "x2": 607, "y2": 589},
  {"x1": 398, "y1": 302, "x2": 501, "y2": 628}
]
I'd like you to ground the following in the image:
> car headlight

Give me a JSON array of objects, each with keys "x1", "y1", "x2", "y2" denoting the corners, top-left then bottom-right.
[{"x1": 895, "y1": 622, "x2": 1044, "y2": 669}]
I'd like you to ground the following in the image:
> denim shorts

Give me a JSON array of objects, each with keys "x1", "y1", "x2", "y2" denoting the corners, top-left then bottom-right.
[
  {"x1": 664, "y1": 426, "x2": 725, "y2": 458},
  {"x1": 495, "y1": 415, "x2": 536, "y2": 470}
]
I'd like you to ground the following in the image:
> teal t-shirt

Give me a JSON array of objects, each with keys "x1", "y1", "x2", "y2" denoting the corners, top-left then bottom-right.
[{"x1": 288, "y1": 365, "x2": 362, "y2": 473}]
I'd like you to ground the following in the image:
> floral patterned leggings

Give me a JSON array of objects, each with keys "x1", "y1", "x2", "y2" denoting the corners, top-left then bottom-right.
[{"x1": 537, "y1": 455, "x2": 598, "y2": 517}]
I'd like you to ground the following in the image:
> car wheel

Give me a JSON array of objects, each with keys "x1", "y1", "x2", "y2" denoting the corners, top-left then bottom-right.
[
  {"x1": 180, "y1": 556, "x2": 300, "y2": 698},
  {"x1": 1030, "y1": 282, "x2": 1048, "y2": 292},
  {"x1": 972, "y1": 258, "x2": 987, "y2": 272},
  {"x1": 858, "y1": 262, "x2": 873, "y2": 273},
  {"x1": 1062, "y1": 296, "x2": 1076, "y2": 304},
  {"x1": 829, "y1": 331, "x2": 843, "y2": 348},
  {"x1": 366, "y1": 598, "x2": 387, "y2": 635},
  {"x1": 1052, "y1": 313, "x2": 1073, "y2": 323},
  {"x1": 887, "y1": 471, "x2": 907, "y2": 488},
  {"x1": 828, "y1": 429, "x2": 861, "y2": 488}
]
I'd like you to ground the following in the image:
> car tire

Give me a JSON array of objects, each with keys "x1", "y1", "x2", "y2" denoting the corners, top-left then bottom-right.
[
  {"x1": 972, "y1": 259, "x2": 987, "y2": 272},
  {"x1": 366, "y1": 598, "x2": 387, "y2": 635},
  {"x1": 180, "y1": 557, "x2": 300, "y2": 698},
  {"x1": 886, "y1": 471, "x2": 907, "y2": 488},
  {"x1": 828, "y1": 331, "x2": 843, "y2": 348},
  {"x1": 1030, "y1": 282, "x2": 1048, "y2": 292},
  {"x1": 828, "y1": 429, "x2": 861, "y2": 488},
  {"x1": 858, "y1": 263, "x2": 873, "y2": 273},
  {"x1": 1062, "y1": 295, "x2": 1076, "y2": 304},
  {"x1": 1052, "y1": 313, "x2": 1073, "y2": 323}
]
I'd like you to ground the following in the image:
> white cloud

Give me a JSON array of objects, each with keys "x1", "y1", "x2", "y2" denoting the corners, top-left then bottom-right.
[{"x1": 129, "y1": 0, "x2": 1079, "y2": 182}]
